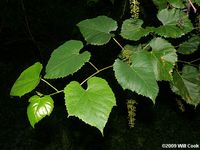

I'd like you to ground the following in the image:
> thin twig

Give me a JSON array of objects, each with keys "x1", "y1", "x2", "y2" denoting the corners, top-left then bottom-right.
[
  {"x1": 190, "y1": 57, "x2": 200, "y2": 63},
  {"x1": 49, "y1": 90, "x2": 64, "y2": 96},
  {"x1": 188, "y1": 0, "x2": 197, "y2": 13},
  {"x1": 48, "y1": 65, "x2": 113, "y2": 96},
  {"x1": 177, "y1": 60, "x2": 199, "y2": 67},
  {"x1": 88, "y1": 61, "x2": 99, "y2": 71},
  {"x1": 20, "y1": 0, "x2": 43, "y2": 62},
  {"x1": 80, "y1": 65, "x2": 113, "y2": 85},
  {"x1": 112, "y1": 37, "x2": 124, "y2": 50},
  {"x1": 143, "y1": 43, "x2": 150, "y2": 50},
  {"x1": 41, "y1": 78, "x2": 59, "y2": 92}
]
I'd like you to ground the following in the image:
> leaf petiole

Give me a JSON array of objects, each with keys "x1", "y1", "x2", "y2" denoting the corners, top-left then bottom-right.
[
  {"x1": 80, "y1": 65, "x2": 113, "y2": 85},
  {"x1": 40, "y1": 78, "x2": 59, "y2": 92}
]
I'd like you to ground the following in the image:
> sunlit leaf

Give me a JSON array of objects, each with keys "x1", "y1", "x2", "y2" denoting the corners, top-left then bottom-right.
[
  {"x1": 10, "y1": 62, "x2": 42, "y2": 97},
  {"x1": 177, "y1": 35, "x2": 200, "y2": 55},
  {"x1": 113, "y1": 51, "x2": 159, "y2": 102},
  {"x1": 154, "y1": 8, "x2": 193, "y2": 38},
  {"x1": 64, "y1": 77, "x2": 116, "y2": 134},
  {"x1": 45, "y1": 40, "x2": 91, "y2": 79},
  {"x1": 27, "y1": 95, "x2": 54, "y2": 127},
  {"x1": 77, "y1": 16, "x2": 117, "y2": 45}
]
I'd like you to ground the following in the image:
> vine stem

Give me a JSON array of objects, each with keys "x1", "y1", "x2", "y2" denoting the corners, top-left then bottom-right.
[
  {"x1": 143, "y1": 43, "x2": 150, "y2": 50},
  {"x1": 40, "y1": 78, "x2": 59, "y2": 92},
  {"x1": 49, "y1": 90, "x2": 64, "y2": 96},
  {"x1": 177, "y1": 60, "x2": 199, "y2": 67},
  {"x1": 80, "y1": 65, "x2": 113, "y2": 85},
  {"x1": 48, "y1": 65, "x2": 113, "y2": 96},
  {"x1": 88, "y1": 61, "x2": 99, "y2": 71},
  {"x1": 112, "y1": 37, "x2": 124, "y2": 50},
  {"x1": 190, "y1": 57, "x2": 200, "y2": 63}
]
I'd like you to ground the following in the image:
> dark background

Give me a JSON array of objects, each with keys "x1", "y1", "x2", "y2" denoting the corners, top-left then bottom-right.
[{"x1": 0, "y1": 0, "x2": 200, "y2": 149}]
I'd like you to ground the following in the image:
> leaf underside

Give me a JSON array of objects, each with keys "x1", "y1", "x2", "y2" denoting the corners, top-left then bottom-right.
[{"x1": 27, "y1": 95, "x2": 54, "y2": 127}]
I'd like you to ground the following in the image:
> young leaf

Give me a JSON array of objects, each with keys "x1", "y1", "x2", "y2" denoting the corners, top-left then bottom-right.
[
  {"x1": 113, "y1": 51, "x2": 159, "y2": 102},
  {"x1": 149, "y1": 38, "x2": 177, "y2": 81},
  {"x1": 120, "y1": 19, "x2": 152, "y2": 41},
  {"x1": 44, "y1": 40, "x2": 91, "y2": 79},
  {"x1": 27, "y1": 95, "x2": 54, "y2": 128},
  {"x1": 64, "y1": 77, "x2": 116, "y2": 134},
  {"x1": 171, "y1": 67, "x2": 200, "y2": 107},
  {"x1": 154, "y1": 8, "x2": 193, "y2": 38},
  {"x1": 177, "y1": 35, "x2": 200, "y2": 55},
  {"x1": 77, "y1": 16, "x2": 117, "y2": 45},
  {"x1": 10, "y1": 62, "x2": 42, "y2": 97}
]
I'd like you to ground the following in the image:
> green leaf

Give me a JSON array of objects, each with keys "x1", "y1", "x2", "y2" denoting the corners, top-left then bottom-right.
[
  {"x1": 171, "y1": 68, "x2": 200, "y2": 107},
  {"x1": 64, "y1": 77, "x2": 116, "y2": 134},
  {"x1": 77, "y1": 16, "x2": 117, "y2": 45},
  {"x1": 152, "y1": 0, "x2": 167, "y2": 10},
  {"x1": 10, "y1": 62, "x2": 42, "y2": 97},
  {"x1": 195, "y1": 0, "x2": 200, "y2": 6},
  {"x1": 27, "y1": 95, "x2": 54, "y2": 127},
  {"x1": 120, "y1": 19, "x2": 152, "y2": 41},
  {"x1": 182, "y1": 65, "x2": 200, "y2": 84},
  {"x1": 44, "y1": 40, "x2": 91, "y2": 79},
  {"x1": 167, "y1": 0, "x2": 185, "y2": 8},
  {"x1": 154, "y1": 8, "x2": 193, "y2": 38},
  {"x1": 113, "y1": 51, "x2": 159, "y2": 102},
  {"x1": 149, "y1": 38, "x2": 177, "y2": 81},
  {"x1": 177, "y1": 35, "x2": 200, "y2": 55}
]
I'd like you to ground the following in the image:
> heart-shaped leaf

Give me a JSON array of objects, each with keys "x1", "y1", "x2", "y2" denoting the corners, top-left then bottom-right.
[
  {"x1": 154, "y1": 8, "x2": 193, "y2": 38},
  {"x1": 113, "y1": 51, "x2": 159, "y2": 102},
  {"x1": 64, "y1": 77, "x2": 116, "y2": 134},
  {"x1": 10, "y1": 62, "x2": 42, "y2": 97},
  {"x1": 77, "y1": 16, "x2": 117, "y2": 45},
  {"x1": 45, "y1": 40, "x2": 91, "y2": 79},
  {"x1": 27, "y1": 95, "x2": 54, "y2": 127}
]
